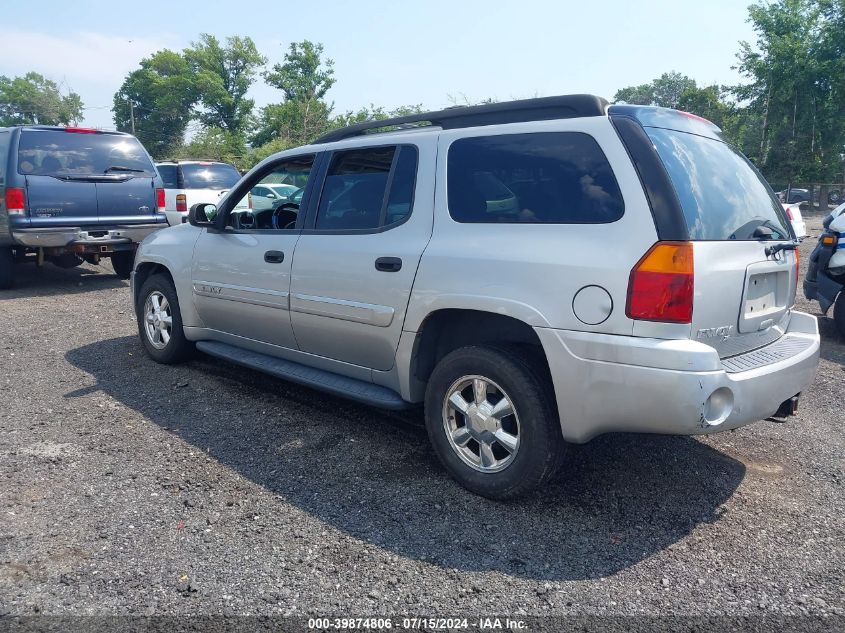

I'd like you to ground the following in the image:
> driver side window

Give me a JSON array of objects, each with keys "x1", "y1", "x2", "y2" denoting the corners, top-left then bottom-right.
[{"x1": 229, "y1": 155, "x2": 315, "y2": 231}]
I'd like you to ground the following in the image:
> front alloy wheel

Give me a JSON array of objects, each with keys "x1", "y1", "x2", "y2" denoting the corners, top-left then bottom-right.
[
  {"x1": 443, "y1": 375, "x2": 520, "y2": 472},
  {"x1": 143, "y1": 290, "x2": 173, "y2": 350}
]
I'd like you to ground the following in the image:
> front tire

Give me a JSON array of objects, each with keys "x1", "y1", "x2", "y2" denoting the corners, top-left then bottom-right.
[
  {"x1": 111, "y1": 250, "x2": 135, "y2": 280},
  {"x1": 136, "y1": 274, "x2": 193, "y2": 364},
  {"x1": 0, "y1": 247, "x2": 14, "y2": 289},
  {"x1": 424, "y1": 345, "x2": 565, "y2": 499},
  {"x1": 834, "y1": 292, "x2": 845, "y2": 339}
]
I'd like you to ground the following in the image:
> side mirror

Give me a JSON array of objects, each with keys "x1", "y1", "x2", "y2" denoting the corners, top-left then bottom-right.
[{"x1": 188, "y1": 203, "x2": 218, "y2": 227}]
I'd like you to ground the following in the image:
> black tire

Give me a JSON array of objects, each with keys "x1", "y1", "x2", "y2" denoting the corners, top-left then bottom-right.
[
  {"x1": 0, "y1": 247, "x2": 14, "y2": 290},
  {"x1": 136, "y1": 273, "x2": 193, "y2": 364},
  {"x1": 111, "y1": 250, "x2": 135, "y2": 280},
  {"x1": 424, "y1": 345, "x2": 566, "y2": 499},
  {"x1": 834, "y1": 292, "x2": 845, "y2": 339}
]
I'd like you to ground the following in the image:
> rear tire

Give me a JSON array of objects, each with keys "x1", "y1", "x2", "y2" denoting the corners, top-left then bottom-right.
[
  {"x1": 111, "y1": 250, "x2": 135, "y2": 280},
  {"x1": 424, "y1": 345, "x2": 566, "y2": 499},
  {"x1": 834, "y1": 292, "x2": 845, "y2": 339},
  {"x1": 0, "y1": 247, "x2": 14, "y2": 289},
  {"x1": 136, "y1": 273, "x2": 193, "y2": 364}
]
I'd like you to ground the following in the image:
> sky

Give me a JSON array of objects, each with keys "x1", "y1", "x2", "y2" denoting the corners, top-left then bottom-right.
[{"x1": 0, "y1": 0, "x2": 761, "y2": 131}]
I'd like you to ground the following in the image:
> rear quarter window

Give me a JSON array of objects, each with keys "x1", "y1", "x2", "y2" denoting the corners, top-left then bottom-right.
[
  {"x1": 447, "y1": 132, "x2": 624, "y2": 224},
  {"x1": 156, "y1": 164, "x2": 178, "y2": 188}
]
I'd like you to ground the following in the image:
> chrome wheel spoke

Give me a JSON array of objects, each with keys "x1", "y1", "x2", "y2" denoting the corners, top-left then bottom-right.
[
  {"x1": 490, "y1": 397, "x2": 514, "y2": 420},
  {"x1": 448, "y1": 392, "x2": 471, "y2": 415},
  {"x1": 494, "y1": 429, "x2": 518, "y2": 453},
  {"x1": 451, "y1": 427, "x2": 472, "y2": 447},
  {"x1": 159, "y1": 315, "x2": 173, "y2": 327},
  {"x1": 479, "y1": 441, "x2": 496, "y2": 468},
  {"x1": 160, "y1": 328, "x2": 171, "y2": 345},
  {"x1": 151, "y1": 294, "x2": 161, "y2": 312},
  {"x1": 472, "y1": 378, "x2": 488, "y2": 405}
]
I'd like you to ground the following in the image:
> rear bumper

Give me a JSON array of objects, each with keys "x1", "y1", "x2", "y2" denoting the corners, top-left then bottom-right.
[
  {"x1": 11, "y1": 224, "x2": 165, "y2": 248},
  {"x1": 536, "y1": 311, "x2": 820, "y2": 443}
]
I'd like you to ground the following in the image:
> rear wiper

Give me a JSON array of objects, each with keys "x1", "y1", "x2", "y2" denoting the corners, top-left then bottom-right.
[
  {"x1": 765, "y1": 242, "x2": 797, "y2": 257},
  {"x1": 104, "y1": 165, "x2": 145, "y2": 173}
]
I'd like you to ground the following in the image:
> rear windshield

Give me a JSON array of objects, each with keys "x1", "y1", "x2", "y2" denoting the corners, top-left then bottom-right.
[
  {"x1": 17, "y1": 130, "x2": 155, "y2": 177},
  {"x1": 180, "y1": 163, "x2": 240, "y2": 190},
  {"x1": 647, "y1": 127, "x2": 791, "y2": 241}
]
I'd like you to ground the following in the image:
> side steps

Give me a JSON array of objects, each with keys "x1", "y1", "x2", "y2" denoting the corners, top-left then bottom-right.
[{"x1": 195, "y1": 340, "x2": 411, "y2": 410}]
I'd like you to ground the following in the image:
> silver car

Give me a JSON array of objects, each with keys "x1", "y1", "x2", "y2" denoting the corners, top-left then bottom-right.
[{"x1": 131, "y1": 96, "x2": 820, "y2": 498}]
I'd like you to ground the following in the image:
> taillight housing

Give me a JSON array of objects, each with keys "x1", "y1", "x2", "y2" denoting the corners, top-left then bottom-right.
[
  {"x1": 784, "y1": 206, "x2": 794, "y2": 221},
  {"x1": 5, "y1": 187, "x2": 26, "y2": 215},
  {"x1": 626, "y1": 242, "x2": 694, "y2": 324},
  {"x1": 156, "y1": 188, "x2": 166, "y2": 212},
  {"x1": 176, "y1": 194, "x2": 187, "y2": 213},
  {"x1": 247, "y1": 192, "x2": 253, "y2": 209}
]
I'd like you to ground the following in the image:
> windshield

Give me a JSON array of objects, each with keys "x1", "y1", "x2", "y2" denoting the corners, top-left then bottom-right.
[
  {"x1": 17, "y1": 130, "x2": 155, "y2": 177},
  {"x1": 647, "y1": 127, "x2": 791, "y2": 241},
  {"x1": 181, "y1": 163, "x2": 240, "y2": 190}
]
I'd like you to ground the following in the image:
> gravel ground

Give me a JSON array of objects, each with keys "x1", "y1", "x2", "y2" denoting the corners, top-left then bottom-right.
[{"x1": 1, "y1": 217, "x2": 843, "y2": 628}]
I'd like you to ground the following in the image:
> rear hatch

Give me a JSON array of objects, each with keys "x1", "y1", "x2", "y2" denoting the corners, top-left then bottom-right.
[
  {"x1": 18, "y1": 128, "x2": 161, "y2": 227},
  {"x1": 643, "y1": 117, "x2": 797, "y2": 358}
]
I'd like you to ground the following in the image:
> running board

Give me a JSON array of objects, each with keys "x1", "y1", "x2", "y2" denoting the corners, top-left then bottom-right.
[{"x1": 195, "y1": 340, "x2": 411, "y2": 410}]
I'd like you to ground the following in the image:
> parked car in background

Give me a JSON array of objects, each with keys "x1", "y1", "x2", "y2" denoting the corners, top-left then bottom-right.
[
  {"x1": 131, "y1": 96, "x2": 819, "y2": 499},
  {"x1": 776, "y1": 188, "x2": 812, "y2": 205},
  {"x1": 804, "y1": 201, "x2": 845, "y2": 335},
  {"x1": 250, "y1": 183, "x2": 299, "y2": 211},
  {"x1": 0, "y1": 125, "x2": 167, "y2": 288},
  {"x1": 155, "y1": 160, "x2": 248, "y2": 226},
  {"x1": 783, "y1": 203, "x2": 807, "y2": 240}
]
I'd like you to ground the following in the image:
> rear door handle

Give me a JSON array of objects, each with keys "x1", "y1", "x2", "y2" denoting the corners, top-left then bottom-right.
[
  {"x1": 375, "y1": 256, "x2": 402, "y2": 272},
  {"x1": 264, "y1": 250, "x2": 285, "y2": 264}
]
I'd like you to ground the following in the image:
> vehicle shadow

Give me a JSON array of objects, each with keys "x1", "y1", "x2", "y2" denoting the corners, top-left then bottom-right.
[
  {"x1": 66, "y1": 336, "x2": 746, "y2": 581},
  {"x1": 0, "y1": 261, "x2": 127, "y2": 300}
]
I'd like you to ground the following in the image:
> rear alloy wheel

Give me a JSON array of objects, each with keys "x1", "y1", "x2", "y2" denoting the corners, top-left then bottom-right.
[
  {"x1": 136, "y1": 274, "x2": 193, "y2": 363},
  {"x1": 0, "y1": 247, "x2": 14, "y2": 289},
  {"x1": 111, "y1": 250, "x2": 135, "y2": 280},
  {"x1": 424, "y1": 345, "x2": 566, "y2": 499}
]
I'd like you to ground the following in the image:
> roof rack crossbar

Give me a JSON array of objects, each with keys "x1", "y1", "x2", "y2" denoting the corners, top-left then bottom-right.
[{"x1": 314, "y1": 94, "x2": 608, "y2": 144}]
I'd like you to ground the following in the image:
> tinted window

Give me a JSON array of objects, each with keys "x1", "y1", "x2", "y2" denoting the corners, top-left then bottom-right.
[
  {"x1": 0, "y1": 132, "x2": 9, "y2": 182},
  {"x1": 17, "y1": 130, "x2": 155, "y2": 177},
  {"x1": 180, "y1": 163, "x2": 240, "y2": 190},
  {"x1": 157, "y1": 164, "x2": 178, "y2": 188},
  {"x1": 315, "y1": 145, "x2": 418, "y2": 231},
  {"x1": 447, "y1": 132, "x2": 624, "y2": 224},
  {"x1": 647, "y1": 127, "x2": 790, "y2": 240}
]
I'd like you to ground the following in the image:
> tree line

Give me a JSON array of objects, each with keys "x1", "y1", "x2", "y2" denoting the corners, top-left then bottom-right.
[{"x1": 1, "y1": 0, "x2": 842, "y2": 185}]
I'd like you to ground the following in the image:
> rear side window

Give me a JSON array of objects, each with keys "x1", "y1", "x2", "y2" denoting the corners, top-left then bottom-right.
[
  {"x1": 315, "y1": 145, "x2": 418, "y2": 231},
  {"x1": 646, "y1": 127, "x2": 790, "y2": 240},
  {"x1": 17, "y1": 130, "x2": 155, "y2": 177},
  {"x1": 180, "y1": 163, "x2": 240, "y2": 190},
  {"x1": 157, "y1": 164, "x2": 178, "y2": 188},
  {"x1": 447, "y1": 132, "x2": 624, "y2": 224}
]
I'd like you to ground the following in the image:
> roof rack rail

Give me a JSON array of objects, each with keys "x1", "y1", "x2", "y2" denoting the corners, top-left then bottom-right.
[
  {"x1": 314, "y1": 94, "x2": 608, "y2": 144},
  {"x1": 157, "y1": 158, "x2": 229, "y2": 164}
]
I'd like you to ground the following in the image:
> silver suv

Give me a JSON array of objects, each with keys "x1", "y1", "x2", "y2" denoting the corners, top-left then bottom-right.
[{"x1": 131, "y1": 96, "x2": 820, "y2": 499}]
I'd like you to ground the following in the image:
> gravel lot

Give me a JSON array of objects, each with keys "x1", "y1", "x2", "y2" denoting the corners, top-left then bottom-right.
[{"x1": 1, "y1": 216, "x2": 843, "y2": 627}]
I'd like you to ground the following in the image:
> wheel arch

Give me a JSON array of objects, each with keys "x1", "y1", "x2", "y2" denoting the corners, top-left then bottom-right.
[{"x1": 405, "y1": 309, "x2": 552, "y2": 402}]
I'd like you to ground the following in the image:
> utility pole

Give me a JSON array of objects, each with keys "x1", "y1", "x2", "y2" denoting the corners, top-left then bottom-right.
[{"x1": 129, "y1": 100, "x2": 136, "y2": 135}]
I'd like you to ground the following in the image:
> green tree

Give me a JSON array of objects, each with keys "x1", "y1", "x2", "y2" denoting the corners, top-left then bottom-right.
[
  {"x1": 180, "y1": 126, "x2": 247, "y2": 169},
  {"x1": 185, "y1": 34, "x2": 266, "y2": 138},
  {"x1": 734, "y1": 0, "x2": 839, "y2": 183},
  {"x1": 113, "y1": 50, "x2": 197, "y2": 158},
  {"x1": 253, "y1": 41, "x2": 336, "y2": 147},
  {"x1": 0, "y1": 72, "x2": 83, "y2": 126},
  {"x1": 613, "y1": 72, "x2": 697, "y2": 108}
]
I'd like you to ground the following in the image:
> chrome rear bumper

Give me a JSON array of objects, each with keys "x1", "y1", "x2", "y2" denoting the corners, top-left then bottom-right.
[{"x1": 12, "y1": 224, "x2": 165, "y2": 248}]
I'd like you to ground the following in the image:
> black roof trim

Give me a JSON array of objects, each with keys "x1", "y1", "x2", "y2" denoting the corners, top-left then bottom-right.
[{"x1": 314, "y1": 94, "x2": 608, "y2": 144}]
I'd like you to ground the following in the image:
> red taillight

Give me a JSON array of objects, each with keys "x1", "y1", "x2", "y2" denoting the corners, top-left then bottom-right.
[
  {"x1": 5, "y1": 187, "x2": 26, "y2": 215},
  {"x1": 64, "y1": 127, "x2": 98, "y2": 134},
  {"x1": 783, "y1": 205, "x2": 794, "y2": 220},
  {"x1": 176, "y1": 194, "x2": 187, "y2": 213},
  {"x1": 248, "y1": 192, "x2": 253, "y2": 209},
  {"x1": 156, "y1": 188, "x2": 166, "y2": 212},
  {"x1": 626, "y1": 242, "x2": 694, "y2": 324}
]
